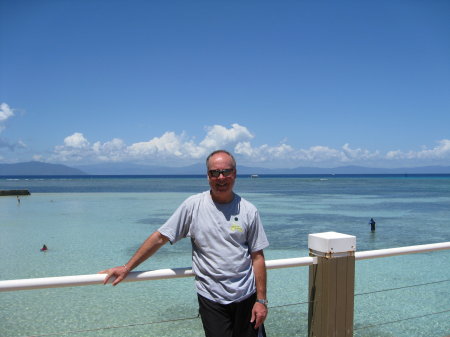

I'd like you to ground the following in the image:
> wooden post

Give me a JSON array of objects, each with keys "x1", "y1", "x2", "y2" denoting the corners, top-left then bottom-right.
[{"x1": 308, "y1": 232, "x2": 356, "y2": 337}]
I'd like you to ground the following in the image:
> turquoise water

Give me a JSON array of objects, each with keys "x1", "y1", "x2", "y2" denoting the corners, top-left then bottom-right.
[{"x1": 1, "y1": 175, "x2": 449, "y2": 336}]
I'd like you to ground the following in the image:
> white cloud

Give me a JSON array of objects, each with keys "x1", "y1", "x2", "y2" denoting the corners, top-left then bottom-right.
[
  {"x1": 52, "y1": 124, "x2": 255, "y2": 163},
  {"x1": 415, "y1": 139, "x2": 450, "y2": 159},
  {"x1": 125, "y1": 124, "x2": 253, "y2": 161},
  {"x1": 52, "y1": 133, "x2": 91, "y2": 162},
  {"x1": 297, "y1": 145, "x2": 343, "y2": 162},
  {"x1": 234, "y1": 141, "x2": 255, "y2": 157},
  {"x1": 199, "y1": 124, "x2": 254, "y2": 149},
  {"x1": 234, "y1": 142, "x2": 294, "y2": 161},
  {"x1": 128, "y1": 132, "x2": 186, "y2": 158},
  {"x1": 0, "y1": 103, "x2": 15, "y2": 133},
  {"x1": 0, "y1": 103, "x2": 14, "y2": 122},
  {"x1": 126, "y1": 131, "x2": 211, "y2": 161},
  {"x1": 49, "y1": 126, "x2": 450, "y2": 167},
  {"x1": 0, "y1": 138, "x2": 27, "y2": 151},
  {"x1": 32, "y1": 154, "x2": 44, "y2": 161},
  {"x1": 341, "y1": 143, "x2": 380, "y2": 161},
  {"x1": 239, "y1": 143, "x2": 330, "y2": 163},
  {"x1": 92, "y1": 138, "x2": 126, "y2": 162},
  {"x1": 0, "y1": 103, "x2": 29, "y2": 154},
  {"x1": 235, "y1": 142, "x2": 380, "y2": 165},
  {"x1": 386, "y1": 139, "x2": 450, "y2": 161},
  {"x1": 92, "y1": 138, "x2": 125, "y2": 153},
  {"x1": 63, "y1": 132, "x2": 89, "y2": 148}
]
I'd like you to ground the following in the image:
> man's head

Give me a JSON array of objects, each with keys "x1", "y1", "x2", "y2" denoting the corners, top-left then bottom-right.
[{"x1": 206, "y1": 150, "x2": 237, "y2": 203}]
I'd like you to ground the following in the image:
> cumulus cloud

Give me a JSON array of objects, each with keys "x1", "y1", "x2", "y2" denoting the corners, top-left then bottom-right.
[
  {"x1": 0, "y1": 103, "x2": 27, "y2": 152},
  {"x1": 51, "y1": 124, "x2": 255, "y2": 163},
  {"x1": 200, "y1": 124, "x2": 254, "y2": 149},
  {"x1": 386, "y1": 139, "x2": 450, "y2": 161},
  {"x1": 0, "y1": 103, "x2": 14, "y2": 132},
  {"x1": 52, "y1": 133, "x2": 91, "y2": 162},
  {"x1": 49, "y1": 125, "x2": 450, "y2": 167},
  {"x1": 128, "y1": 132, "x2": 190, "y2": 159},
  {"x1": 0, "y1": 137, "x2": 27, "y2": 151},
  {"x1": 0, "y1": 103, "x2": 14, "y2": 121},
  {"x1": 234, "y1": 142, "x2": 294, "y2": 161},
  {"x1": 64, "y1": 132, "x2": 89, "y2": 148},
  {"x1": 235, "y1": 142, "x2": 380, "y2": 166},
  {"x1": 341, "y1": 143, "x2": 380, "y2": 161},
  {"x1": 92, "y1": 138, "x2": 126, "y2": 162}
]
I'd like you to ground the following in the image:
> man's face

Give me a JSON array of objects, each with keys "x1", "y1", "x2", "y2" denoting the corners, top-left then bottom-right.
[{"x1": 207, "y1": 152, "x2": 236, "y2": 203}]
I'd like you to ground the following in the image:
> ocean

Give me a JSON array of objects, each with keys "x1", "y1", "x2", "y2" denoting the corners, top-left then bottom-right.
[{"x1": 1, "y1": 175, "x2": 449, "y2": 337}]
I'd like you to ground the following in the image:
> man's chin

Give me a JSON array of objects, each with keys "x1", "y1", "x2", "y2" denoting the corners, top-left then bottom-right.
[{"x1": 211, "y1": 188, "x2": 233, "y2": 200}]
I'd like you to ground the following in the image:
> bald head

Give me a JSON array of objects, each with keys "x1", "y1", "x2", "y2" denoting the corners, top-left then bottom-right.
[{"x1": 206, "y1": 150, "x2": 236, "y2": 170}]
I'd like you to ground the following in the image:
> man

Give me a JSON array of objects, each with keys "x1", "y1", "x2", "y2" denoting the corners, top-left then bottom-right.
[
  {"x1": 369, "y1": 218, "x2": 376, "y2": 232},
  {"x1": 101, "y1": 150, "x2": 269, "y2": 337}
]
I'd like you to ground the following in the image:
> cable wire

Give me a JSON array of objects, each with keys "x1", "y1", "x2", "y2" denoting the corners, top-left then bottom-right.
[
  {"x1": 22, "y1": 279, "x2": 450, "y2": 337},
  {"x1": 354, "y1": 309, "x2": 450, "y2": 331},
  {"x1": 355, "y1": 279, "x2": 450, "y2": 297},
  {"x1": 23, "y1": 315, "x2": 200, "y2": 337}
]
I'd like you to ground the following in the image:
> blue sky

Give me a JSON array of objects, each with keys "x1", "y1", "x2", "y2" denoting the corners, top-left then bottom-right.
[{"x1": 1, "y1": 0, "x2": 449, "y2": 168}]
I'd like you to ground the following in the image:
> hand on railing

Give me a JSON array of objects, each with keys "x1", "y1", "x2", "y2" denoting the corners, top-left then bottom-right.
[{"x1": 99, "y1": 265, "x2": 130, "y2": 286}]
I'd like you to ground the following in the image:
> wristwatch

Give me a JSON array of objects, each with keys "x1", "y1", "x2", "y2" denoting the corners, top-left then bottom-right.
[{"x1": 256, "y1": 299, "x2": 268, "y2": 306}]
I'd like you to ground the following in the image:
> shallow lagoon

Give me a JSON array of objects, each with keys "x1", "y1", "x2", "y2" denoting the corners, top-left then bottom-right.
[{"x1": 1, "y1": 176, "x2": 449, "y2": 336}]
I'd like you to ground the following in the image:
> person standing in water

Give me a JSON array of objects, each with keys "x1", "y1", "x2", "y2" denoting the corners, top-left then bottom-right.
[{"x1": 369, "y1": 218, "x2": 376, "y2": 232}]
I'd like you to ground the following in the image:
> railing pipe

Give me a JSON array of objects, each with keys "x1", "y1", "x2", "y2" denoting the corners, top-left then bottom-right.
[
  {"x1": 0, "y1": 267, "x2": 195, "y2": 292},
  {"x1": 0, "y1": 242, "x2": 449, "y2": 293},
  {"x1": 265, "y1": 256, "x2": 315, "y2": 269},
  {"x1": 355, "y1": 241, "x2": 450, "y2": 260},
  {"x1": 0, "y1": 257, "x2": 315, "y2": 293}
]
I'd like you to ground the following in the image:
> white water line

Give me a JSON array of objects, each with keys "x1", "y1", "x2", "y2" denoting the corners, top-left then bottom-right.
[{"x1": 1, "y1": 242, "x2": 449, "y2": 292}]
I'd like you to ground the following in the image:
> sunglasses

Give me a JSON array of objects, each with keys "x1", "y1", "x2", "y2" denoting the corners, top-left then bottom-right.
[{"x1": 208, "y1": 168, "x2": 235, "y2": 178}]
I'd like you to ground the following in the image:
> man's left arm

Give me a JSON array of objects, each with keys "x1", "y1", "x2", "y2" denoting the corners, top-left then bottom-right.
[{"x1": 250, "y1": 250, "x2": 268, "y2": 329}]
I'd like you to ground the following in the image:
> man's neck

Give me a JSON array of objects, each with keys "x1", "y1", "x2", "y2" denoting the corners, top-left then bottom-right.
[{"x1": 210, "y1": 191, "x2": 234, "y2": 204}]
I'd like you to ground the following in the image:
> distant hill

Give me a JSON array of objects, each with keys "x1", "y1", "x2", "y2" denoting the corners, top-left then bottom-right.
[
  {"x1": 0, "y1": 161, "x2": 87, "y2": 175},
  {"x1": 76, "y1": 163, "x2": 450, "y2": 175},
  {"x1": 1, "y1": 161, "x2": 449, "y2": 175},
  {"x1": 75, "y1": 162, "x2": 205, "y2": 175},
  {"x1": 276, "y1": 165, "x2": 450, "y2": 175}
]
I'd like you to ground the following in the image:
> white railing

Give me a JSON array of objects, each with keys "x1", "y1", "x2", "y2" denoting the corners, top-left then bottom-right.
[
  {"x1": 1, "y1": 241, "x2": 449, "y2": 292},
  {"x1": 355, "y1": 241, "x2": 450, "y2": 260}
]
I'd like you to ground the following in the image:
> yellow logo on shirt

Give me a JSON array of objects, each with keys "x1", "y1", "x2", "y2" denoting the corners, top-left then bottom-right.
[{"x1": 231, "y1": 224, "x2": 243, "y2": 232}]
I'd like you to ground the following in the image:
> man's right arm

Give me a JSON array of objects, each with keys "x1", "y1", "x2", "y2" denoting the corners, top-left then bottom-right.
[{"x1": 99, "y1": 231, "x2": 169, "y2": 286}]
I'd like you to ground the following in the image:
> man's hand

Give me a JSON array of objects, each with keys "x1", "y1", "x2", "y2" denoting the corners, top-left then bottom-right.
[
  {"x1": 99, "y1": 265, "x2": 130, "y2": 286},
  {"x1": 98, "y1": 231, "x2": 169, "y2": 286},
  {"x1": 250, "y1": 301, "x2": 268, "y2": 329}
]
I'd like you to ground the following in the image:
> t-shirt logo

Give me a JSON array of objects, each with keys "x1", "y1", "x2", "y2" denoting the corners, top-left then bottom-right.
[{"x1": 230, "y1": 217, "x2": 243, "y2": 232}]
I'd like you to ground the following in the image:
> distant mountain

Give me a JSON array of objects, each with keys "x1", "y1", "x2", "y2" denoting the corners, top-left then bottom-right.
[
  {"x1": 75, "y1": 162, "x2": 206, "y2": 175},
  {"x1": 249, "y1": 165, "x2": 450, "y2": 174},
  {"x1": 76, "y1": 163, "x2": 450, "y2": 175},
  {"x1": 327, "y1": 165, "x2": 450, "y2": 174},
  {"x1": 1, "y1": 161, "x2": 449, "y2": 175},
  {"x1": 0, "y1": 161, "x2": 87, "y2": 175}
]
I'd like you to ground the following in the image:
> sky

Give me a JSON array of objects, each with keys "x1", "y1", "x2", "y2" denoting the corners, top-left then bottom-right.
[{"x1": 1, "y1": 0, "x2": 449, "y2": 169}]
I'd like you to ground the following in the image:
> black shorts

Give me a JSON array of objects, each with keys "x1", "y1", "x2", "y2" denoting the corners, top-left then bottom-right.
[{"x1": 198, "y1": 293, "x2": 266, "y2": 337}]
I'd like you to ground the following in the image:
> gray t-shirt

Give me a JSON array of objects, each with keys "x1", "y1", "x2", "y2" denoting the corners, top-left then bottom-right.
[{"x1": 158, "y1": 191, "x2": 269, "y2": 304}]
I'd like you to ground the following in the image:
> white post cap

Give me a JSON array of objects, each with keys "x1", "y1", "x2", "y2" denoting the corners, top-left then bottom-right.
[{"x1": 308, "y1": 232, "x2": 356, "y2": 254}]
